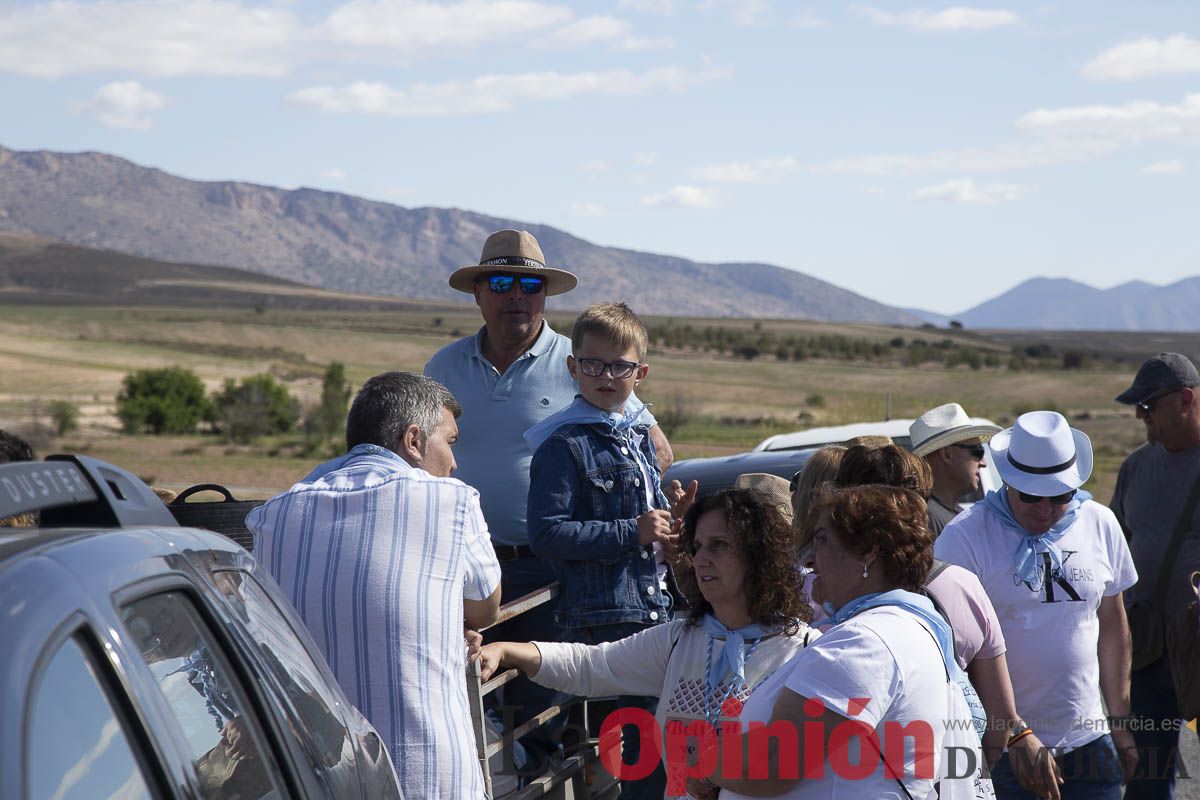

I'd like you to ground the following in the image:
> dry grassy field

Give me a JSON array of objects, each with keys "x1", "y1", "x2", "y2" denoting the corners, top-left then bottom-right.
[{"x1": 0, "y1": 303, "x2": 1151, "y2": 502}]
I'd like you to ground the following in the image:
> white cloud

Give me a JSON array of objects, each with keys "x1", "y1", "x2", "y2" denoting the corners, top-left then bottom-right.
[
  {"x1": 0, "y1": 0, "x2": 652, "y2": 78},
  {"x1": 1083, "y1": 34, "x2": 1200, "y2": 81},
  {"x1": 580, "y1": 159, "x2": 612, "y2": 176},
  {"x1": 320, "y1": 168, "x2": 349, "y2": 180},
  {"x1": 698, "y1": 0, "x2": 769, "y2": 27},
  {"x1": 540, "y1": 15, "x2": 629, "y2": 48},
  {"x1": 1015, "y1": 94, "x2": 1200, "y2": 144},
  {"x1": 821, "y1": 94, "x2": 1200, "y2": 177},
  {"x1": 641, "y1": 184, "x2": 721, "y2": 208},
  {"x1": 1140, "y1": 160, "x2": 1185, "y2": 175},
  {"x1": 688, "y1": 156, "x2": 799, "y2": 183},
  {"x1": 911, "y1": 178, "x2": 1025, "y2": 204},
  {"x1": 0, "y1": 0, "x2": 299, "y2": 78},
  {"x1": 856, "y1": 5, "x2": 1019, "y2": 32},
  {"x1": 789, "y1": 11, "x2": 828, "y2": 28},
  {"x1": 634, "y1": 151, "x2": 658, "y2": 166},
  {"x1": 820, "y1": 139, "x2": 1112, "y2": 175},
  {"x1": 570, "y1": 202, "x2": 607, "y2": 216},
  {"x1": 73, "y1": 81, "x2": 170, "y2": 130},
  {"x1": 864, "y1": 186, "x2": 886, "y2": 196},
  {"x1": 287, "y1": 66, "x2": 730, "y2": 116},
  {"x1": 730, "y1": 0, "x2": 770, "y2": 26},
  {"x1": 618, "y1": 0, "x2": 674, "y2": 12},
  {"x1": 323, "y1": 0, "x2": 571, "y2": 51}
]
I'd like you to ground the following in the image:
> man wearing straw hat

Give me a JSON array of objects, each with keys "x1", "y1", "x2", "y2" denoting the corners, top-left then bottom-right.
[
  {"x1": 1111, "y1": 352, "x2": 1200, "y2": 798},
  {"x1": 936, "y1": 411, "x2": 1138, "y2": 798},
  {"x1": 424, "y1": 229, "x2": 672, "y2": 773},
  {"x1": 910, "y1": 402, "x2": 1000, "y2": 536}
]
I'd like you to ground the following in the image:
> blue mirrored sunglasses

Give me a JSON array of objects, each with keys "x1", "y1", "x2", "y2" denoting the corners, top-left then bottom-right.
[{"x1": 482, "y1": 273, "x2": 545, "y2": 295}]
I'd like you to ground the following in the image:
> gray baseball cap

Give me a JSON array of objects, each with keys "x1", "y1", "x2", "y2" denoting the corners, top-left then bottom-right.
[{"x1": 1115, "y1": 352, "x2": 1200, "y2": 405}]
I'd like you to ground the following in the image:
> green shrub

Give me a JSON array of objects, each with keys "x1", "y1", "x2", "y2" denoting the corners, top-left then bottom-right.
[
  {"x1": 213, "y1": 374, "x2": 300, "y2": 443},
  {"x1": 48, "y1": 400, "x2": 80, "y2": 436},
  {"x1": 116, "y1": 367, "x2": 211, "y2": 435}
]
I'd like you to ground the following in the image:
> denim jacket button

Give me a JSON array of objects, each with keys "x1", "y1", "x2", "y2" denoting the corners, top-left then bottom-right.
[
  {"x1": 605, "y1": 479, "x2": 613, "y2": 490},
  {"x1": 646, "y1": 585, "x2": 656, "y2": 595},
  {"x1": 650, "y1": 611, "x2": 659, "y2": 621},
  {"x1": 640, "y1": 550, "x2": 650, "y2": 559},
  {"x1": 621, "y1": 447, "x2": 629, "y2": 455},
  {"x1": 634, "y1": 477, "x2": 641, "y2": 487}
]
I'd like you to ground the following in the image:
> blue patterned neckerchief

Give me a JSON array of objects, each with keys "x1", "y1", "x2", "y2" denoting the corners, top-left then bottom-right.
[
  {"x1": 524, "y1": 394, "x2": 666, "y2": 509},
  {"x1": 698, "y1": 614, "x2": 779, "y2": 693},
  {"x1": 981, "y1": 487, "x2": 1090, "y2": 589}
]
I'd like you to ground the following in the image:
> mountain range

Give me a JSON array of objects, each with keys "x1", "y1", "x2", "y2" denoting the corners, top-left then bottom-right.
[
  {"x1": 0, "y1": 145, "x2": 918, "y2": 325},
  {"x1": 1, "y1": 144, "x2": 1195, "y2": 331}
]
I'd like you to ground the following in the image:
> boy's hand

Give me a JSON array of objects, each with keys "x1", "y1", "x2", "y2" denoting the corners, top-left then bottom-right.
[
  {"x1": 666, "y1": 479, "x2": 698, "y2": 521},
  {"x1": 637, "y1": 509, "x2": 674, "y2": 546}
]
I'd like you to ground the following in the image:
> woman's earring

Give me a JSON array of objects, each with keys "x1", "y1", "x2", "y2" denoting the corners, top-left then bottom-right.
[{"x1": 862, "y1": 564, "x2": 869, "y2": 579}]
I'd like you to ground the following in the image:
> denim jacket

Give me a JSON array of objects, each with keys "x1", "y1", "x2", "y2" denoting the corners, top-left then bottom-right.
[{"x1": 527, "y1": 421, "x2": 672, "y2": 628}]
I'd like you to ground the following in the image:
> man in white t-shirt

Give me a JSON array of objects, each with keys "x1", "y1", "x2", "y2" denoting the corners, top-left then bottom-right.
[{"x1": 936, "y1": 411, "x2": 1138, "y2": 799}]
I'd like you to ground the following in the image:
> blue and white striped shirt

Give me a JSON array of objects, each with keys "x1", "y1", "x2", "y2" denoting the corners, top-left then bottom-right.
[{"x1": 247, "y1": 447, "x2": 501, "y2": 799}]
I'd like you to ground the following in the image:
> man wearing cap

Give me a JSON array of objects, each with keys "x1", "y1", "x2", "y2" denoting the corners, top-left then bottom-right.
[
  {"x1": 1111, "y1": 352, "x2": 1200, "y2": 798},
  {"x1": 936, "y1": 411, "x2": 1138, "y2": 798},
  {"x1": 424, "y1": 229, "x2": 672, "y2": 773},
  {"x1": 910, "y1": 403, "x2": 1001, "y2": 536}
]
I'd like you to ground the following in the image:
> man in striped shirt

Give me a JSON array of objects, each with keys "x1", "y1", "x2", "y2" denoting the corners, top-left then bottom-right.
[{"x1": 248, "y1": 372, "x2": 502, "y2": 798}]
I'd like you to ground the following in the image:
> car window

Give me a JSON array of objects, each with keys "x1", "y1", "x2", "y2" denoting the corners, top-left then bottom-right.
[
  {"x1": 28, "y1": 636, "x2": 153, "y2": 800},
  {"x1": 213, "y1": 570, "x2": 350, "y2": 773},
  {"x1": 123, "y1": 591, "x2": 280, "y2": 799}
]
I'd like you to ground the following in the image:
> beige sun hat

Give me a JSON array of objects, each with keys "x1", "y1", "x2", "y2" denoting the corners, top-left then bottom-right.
[
  {"x1": 734, "y1": 472, "x2": 794, "y2": 523},
  {"x1": 909, "y1": 403, "x2": 1002, "y2": 457},
  {"x1": 448, "y1": 229, "x2": 578, "y2": 296}
]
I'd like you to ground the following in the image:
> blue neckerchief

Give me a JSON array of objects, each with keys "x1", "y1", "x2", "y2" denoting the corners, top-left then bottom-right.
[
  {"x1": 825, "y1": 589, "x2": 988, "y2": 739},
  {"x1": 301, "y1": 443, "x2": 407, "y2": 483},
  {"x1": 524, "y1": 395, "x2": 665, "y2": 510},
  {"x1": 825, "y1": 590, "x2": 958, "y2": 679},
  {"x1": 523, "y1": 394, "x2": 651, "y2": 453},
  {"x1": 981, "y1": 487, "x2": 1090, "y2": 589},
  {"x1": 698, "y1": 614, "x2": 779, "y2": 692}
]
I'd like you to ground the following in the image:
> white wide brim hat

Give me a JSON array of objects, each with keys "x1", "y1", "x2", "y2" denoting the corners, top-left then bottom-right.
[
  {"x1": 989, "y1": 410, "x2": 1092, "y2": 497},
  {"x1": 910, "y1": 402, "x2": 1001, "y2": 457}
]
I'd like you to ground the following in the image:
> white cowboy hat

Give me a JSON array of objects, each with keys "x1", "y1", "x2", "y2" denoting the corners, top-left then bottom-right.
[
  {"x1": 989, "y1": 411, "x2": 1092, "y2": 497},
  {"x1": 448, "y1": 229, "x2": 578, "y2": 296},
  {"x1": 909, "y1": 403, "x2": 1001, "y2": 457}
]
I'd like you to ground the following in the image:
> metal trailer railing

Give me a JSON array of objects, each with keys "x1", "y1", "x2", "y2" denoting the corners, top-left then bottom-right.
[{"x1": 465, "y1": 582, "x2": 621, "y2": 800}]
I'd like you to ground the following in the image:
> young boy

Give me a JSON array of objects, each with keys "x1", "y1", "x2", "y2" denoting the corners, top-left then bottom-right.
[{"x1": 524, "y1": 302, "x2": 675, "y2": 798}]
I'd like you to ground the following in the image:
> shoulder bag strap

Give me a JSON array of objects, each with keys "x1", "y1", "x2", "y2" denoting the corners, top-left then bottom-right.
[{"x1": 1150, "y1": 469, "x2": 1200, "y2": 612}]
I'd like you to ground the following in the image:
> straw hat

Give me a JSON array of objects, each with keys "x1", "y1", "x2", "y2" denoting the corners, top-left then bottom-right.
[
  {"x1": 990, "y1": 411, "x2": 1093, "y2": 497},
  {"x1": 909, "y1": 403, "x2": 1001, "y2": 457},
  {"x1": 734, "y1": 472, "x2": 794, "y2": 523},
  {"x1": 448, "y1": 229, "x2": 578, "y2": 296}
]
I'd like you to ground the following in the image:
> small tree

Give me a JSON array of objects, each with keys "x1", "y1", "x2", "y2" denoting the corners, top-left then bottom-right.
[
  {"x1": 48, "y1": 400, "x2": 80, "y2": 436},
  {"x1": 307, "y1": 362, "x2": 352, "y2": 447},
  {"x1": 116, "y1": 367, "x2": 211, "y2": 435},
  {"x1": 213, "y1": 374, "x2": 300, "y2": 443}
]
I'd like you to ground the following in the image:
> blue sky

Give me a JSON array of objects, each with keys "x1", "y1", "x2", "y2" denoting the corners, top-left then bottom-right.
[{"x1": 2, "y1": 0, "x2": 1198, "y2": 314}]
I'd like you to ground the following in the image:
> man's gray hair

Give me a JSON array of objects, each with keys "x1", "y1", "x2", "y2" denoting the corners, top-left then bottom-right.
[{"x1": 346, "y1": 372, "x2": 462, "y2": 452}]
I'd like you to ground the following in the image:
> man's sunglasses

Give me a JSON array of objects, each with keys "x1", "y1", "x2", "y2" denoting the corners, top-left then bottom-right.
[
  {"x1": 1014, "y1": 488, "x2": 1077, "y2": 505},
  {"x1": 576, "y1": 358, "x2": 641, "y2": 379},
  {"x1": 1136, "y1": 389, "x2": 1177, "y2": 414},
  {"x1": 954, "y1": 443, "x2": 986, "y2": 460},
  {"x1": 481, "y1": 273, "x2": 545, "y2": 295}
]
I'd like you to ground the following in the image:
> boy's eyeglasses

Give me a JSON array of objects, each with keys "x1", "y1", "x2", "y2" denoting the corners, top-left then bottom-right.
[
  {"x1": 481, "y1": 273, "x2": 545, "y2": 295},
  {"x1": 1015, "y1": 488, "x2": 1077, "y2": 505},
  {"x1": 576, "y1": 358, "x2": 641, "y2": 379},
  {"x1": 954, "y1": 443, "x2": 986, "y2": 460}
]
